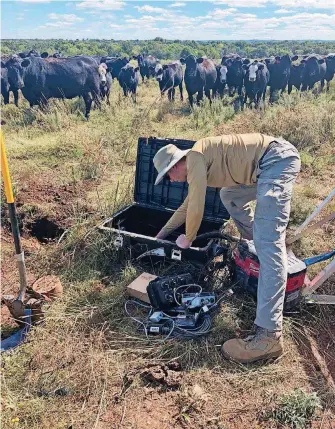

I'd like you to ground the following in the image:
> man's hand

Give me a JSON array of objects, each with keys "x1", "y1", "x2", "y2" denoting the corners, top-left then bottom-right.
[
  {"x1": 176, "y1": 234, "x2": 192, "y2": 249},
  {"x1": 156, "y1": 229, "x2": 168, "y2": 240}
]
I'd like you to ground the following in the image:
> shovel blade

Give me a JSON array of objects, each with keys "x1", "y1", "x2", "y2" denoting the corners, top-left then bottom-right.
[{"x1": 7, "y1": 300, "x2": 26, "y2": 325}]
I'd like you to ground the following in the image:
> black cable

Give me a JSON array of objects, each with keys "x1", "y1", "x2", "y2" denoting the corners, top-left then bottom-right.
[
  {"x1": 125, "y1": 299, "x2": 214, "y2": 340},
  {"x1": 194, "y1": 231, "x2": 240, "y2": 243}
]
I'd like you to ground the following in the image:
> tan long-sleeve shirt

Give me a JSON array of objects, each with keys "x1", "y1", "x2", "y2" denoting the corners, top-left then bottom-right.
[{"x1": 162, "y1": 133, "x2": 275, "y2": 241}]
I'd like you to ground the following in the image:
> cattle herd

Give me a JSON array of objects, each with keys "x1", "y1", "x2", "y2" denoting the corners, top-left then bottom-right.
[{"x1": 1, "y1": 48, "x2": 335, "y2": 119}]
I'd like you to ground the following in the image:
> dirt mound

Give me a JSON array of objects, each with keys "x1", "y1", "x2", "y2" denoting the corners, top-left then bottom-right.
[
  {"x1": 16, "y1": 179, "x2": 94, "y2": 222},
  {"x1": 1, "y1": 178, "x2": 95, "y2": 243}
]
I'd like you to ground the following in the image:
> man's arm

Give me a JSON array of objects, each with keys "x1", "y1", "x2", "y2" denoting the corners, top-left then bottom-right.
[
  {"x1": 184, "y1": 153, "x2": 207, "y2": 242},
  {"x1": 156, "y1": 196, "x2": 189, "y2": 239}
]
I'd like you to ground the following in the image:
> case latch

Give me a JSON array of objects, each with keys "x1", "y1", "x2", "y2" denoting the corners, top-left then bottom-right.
[
  {"x1": 114, "y1": 236, "x2": 124, "y2": 248},
  {"x1": 171, "y1": 249, "x2": 182, "y2": 261},
  {"x1": 136, "y1": 247, "x2": 166, "y2": 260}
]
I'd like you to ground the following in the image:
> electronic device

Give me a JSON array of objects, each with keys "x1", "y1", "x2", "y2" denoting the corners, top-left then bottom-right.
[
  {"x1": 147, "y1": 273, "x2": 194, "y2": 310},
  {"x1": 146, "y1": 311, "x2": 207, "y2": 336},
  {"x1": 181, "y1": 292, "x2": 216, "y2": 310},
  {"x1": 147, "y1": 322, "x2": 172, "y2": 335},
  {"x1": 149, "y1": 311, "x2": 164, "y2": 323}
]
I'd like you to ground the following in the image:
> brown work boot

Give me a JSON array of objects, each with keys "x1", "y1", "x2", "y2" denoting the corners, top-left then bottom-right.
[{"x1": 221, "y1": 327, "x2": 283, "y2": 364}]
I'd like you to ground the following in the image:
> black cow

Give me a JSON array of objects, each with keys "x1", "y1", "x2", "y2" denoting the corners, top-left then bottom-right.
[
  {"x1": 154, "y1": 62, "x2": 183, "y2": 101},
  {"x1": 118, "y1": 64, "x2": 139, "y2": 102},
  {"x1": 267, "y1": 54, "x2": 298, "y2": 102},
  {"x1": 1, "y1": 55, "x2": 19, "y2": 106},
  {"x1": 98, "y1": 63, "x2": 112, "y2": 105},
  {"x1": 38, "y1": 51, "x2": 62, "y2": 59},
  {"x1": 213, "y1": 64, "x2": 228, "y2": 98},
  {"x1": 243, "y1": 60, "x2": 269, "y2": 108},
  {"x1": 325, "y1": 53, "x2": 335, "y2": 91},
  {"x1": 180, "y1": 56, "x2": 217, "y2": 107},
  {"x1": 1, "y1": 66, "x2": 10, "y2": 105},
  {"x1": 288, "y1": 63, "x2": 305, "y2": 94},
  {"x1": 4, "y1": 56, "x2": 101, "y2": 119},
  {"x1": 102, "y1": 57, "x2": 129, "y2": 80},
  {"x1": 18, "y1": 49, "x2": 41, "y2": 58},
  {"x1": 89, "y1": 55, "x2": 103, "y2": 65},
  {"x1": 133, "y1": 54, "x2": 159, "y2": 82},
  {"x1": 222, "y1": 56, "x2": 245, "y2": 97},
  {"x1": 300, "y1": 55, "x2": 326, "y2": 92}
]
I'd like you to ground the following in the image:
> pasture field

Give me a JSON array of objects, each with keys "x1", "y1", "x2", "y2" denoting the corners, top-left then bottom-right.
[{"x1": 1, "y1": 77, "x2": 335, "y2": 429}]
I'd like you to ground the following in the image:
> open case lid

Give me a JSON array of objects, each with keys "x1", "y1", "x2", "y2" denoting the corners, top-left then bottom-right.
[{"x1": 134, "y1": 137, "x2": 230, "y2": 221}]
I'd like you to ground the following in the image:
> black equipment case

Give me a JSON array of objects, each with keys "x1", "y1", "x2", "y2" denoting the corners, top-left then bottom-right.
[{"x1": 99, "y1": 137, "x2": 230, "y2": 263}]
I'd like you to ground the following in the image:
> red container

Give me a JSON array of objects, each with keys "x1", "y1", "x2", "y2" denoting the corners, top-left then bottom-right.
[{"x1": 233, "y1": 241, "x2": 306, "y2": 310}]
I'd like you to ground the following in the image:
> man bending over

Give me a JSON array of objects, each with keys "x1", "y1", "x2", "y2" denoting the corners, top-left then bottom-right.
[{"x1": 153, "y1": 133, "x2": 300, "y2": 364}]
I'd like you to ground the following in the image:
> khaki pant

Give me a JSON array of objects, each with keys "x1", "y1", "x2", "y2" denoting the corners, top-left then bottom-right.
[{"x1": 220, "y1": 138, "x2": 301, "y2": 331}]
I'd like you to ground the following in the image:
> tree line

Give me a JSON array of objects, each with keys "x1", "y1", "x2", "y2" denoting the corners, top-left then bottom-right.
[{"x1": 2, "y1": 39, "x2": 335, "y2": 60}]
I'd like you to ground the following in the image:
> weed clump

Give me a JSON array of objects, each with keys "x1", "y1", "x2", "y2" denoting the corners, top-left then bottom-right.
[{"x1": 262, "y1": 388, "x2": 322, "y2": 428}]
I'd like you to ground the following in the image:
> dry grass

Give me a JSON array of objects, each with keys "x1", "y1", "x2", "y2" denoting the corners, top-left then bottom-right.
[{"x1": 1, "y1": 78, "x2": 335, "y2": 429}]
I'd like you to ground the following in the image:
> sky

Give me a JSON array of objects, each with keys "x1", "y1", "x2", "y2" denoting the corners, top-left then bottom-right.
[{"x1": 1, "y1": 0, "x2": 335, "y2": 41}]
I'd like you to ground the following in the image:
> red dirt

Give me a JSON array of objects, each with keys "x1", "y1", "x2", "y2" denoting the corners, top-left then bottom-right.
[
  {"x1": 1, "y1": 177, "x2": 95, "y2": 331},
  {"x1": 15, "y1": 178, "x2": 96, "y2": 229}
]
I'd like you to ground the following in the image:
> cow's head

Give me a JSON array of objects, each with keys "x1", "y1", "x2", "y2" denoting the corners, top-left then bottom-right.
[
  {"x1": 325, "y1": 54, "x2": 335, "y2": 71},
  {"x1": 221, "y1": 55, "x2": 228, "y2": 65},
  {"x1": 153, "y1": 63, "x2": 163, "y2": 81},
  {"x1": 218, "y1": 65, "x2": 228, "y2": 83},
  {"x1": 180, "y1": 55, "x2": 197, "y2": 67},
  {"x1": 123, "y1": 65, "x2": 139, "y2": 77},
  {"x1": 156, "y1": 68, "x2": 163, "y2": 81},
  {"x1": 28, "y1": 49, "x2": 40, "y2": 57},
  {"x1": 293, "y1": 62, "x2": 305, "y2": 77},
  {"x1": 248, "y1": 61, "x2": 259, "y2": 82},
  {"x1": 6, "y1": 57, "x2": 30, "y2": 89},
  {"x1": 98, "y1": 63, "x2": 108, "y2": 84},
  {"x1": 133, "y1": 54, "x2": 144, "y2": 65},
  {"x1": 278, "y1": 54, "x2": 298, "y2": 66},
  {"x1": 226, "y1": 57, "x2": 243, "y2": 75}
]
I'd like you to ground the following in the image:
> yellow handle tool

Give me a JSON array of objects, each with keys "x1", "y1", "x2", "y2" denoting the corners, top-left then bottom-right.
[
  {"x1": 1, "y1": 131, "x2": 14, "y2": 203},
  {"x1": 1, "y1": 130, "x2": 28, "y2": 323}
]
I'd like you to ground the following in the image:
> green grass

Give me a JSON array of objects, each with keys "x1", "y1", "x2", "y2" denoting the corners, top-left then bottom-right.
[{"x1": 1, "y1": 79, "x2": 335, "y2": 429}]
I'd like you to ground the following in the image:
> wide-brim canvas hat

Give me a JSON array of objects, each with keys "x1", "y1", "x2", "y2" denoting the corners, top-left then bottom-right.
[{"x1": 153, "y1": 144, "x2": 191, "y2": 185}]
